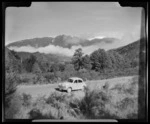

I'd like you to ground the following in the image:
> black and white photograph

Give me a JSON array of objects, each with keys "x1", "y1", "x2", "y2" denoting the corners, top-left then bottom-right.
[{"x1": 3, "y1": 2, "x2": 148, "y2": 122}]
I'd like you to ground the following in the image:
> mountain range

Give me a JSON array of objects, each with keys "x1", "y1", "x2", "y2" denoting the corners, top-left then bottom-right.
[
  {"x1": 5, "y1": 37, "x2": 140, "y2": 70},
  {"x1": 6, "y1": 35, "x2": 127, "y2": 57},
  {"x1": 6, "y1": 34, "x2": 140, "y2": 71},
  {"x1": 7, "y1": 35, "x2": 120, "y2": 48}
]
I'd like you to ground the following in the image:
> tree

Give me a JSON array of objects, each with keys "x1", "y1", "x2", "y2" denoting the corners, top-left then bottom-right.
[
  {"x1": 50, "y1": 63, "x2": 60, "y2": 73},
  {"x1": 58, "y1": 63, "x2": 65, "y2": 72},
  {"x1": 107, "y1": 51, "x2": 129, "y2": 70},
  {"x1": 38, "y1": 62, "x2": 51, "y2": 73},
  {"x1": 22, "y1": 55, "x2": 37, "y2": 72},
  {"x1": 90, "y1": 49, "x2": 111, "y2": 72},
  {"x1": 82, "y1": 55, "x2": 92, "y2": 70},
  {"x1": 32, "y1": 62, "x2": 42, "y2": 74},
  {"x1": 72, "y1": 48, "x2": 83, "y2": 71},
  {"x1": 64, "y1": 64, "x2": 75, "y2": 72}
]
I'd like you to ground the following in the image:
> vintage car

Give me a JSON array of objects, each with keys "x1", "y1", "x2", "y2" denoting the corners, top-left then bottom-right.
[{"x1": 58, "y1": 77, "x2": 87, "y2": 93}]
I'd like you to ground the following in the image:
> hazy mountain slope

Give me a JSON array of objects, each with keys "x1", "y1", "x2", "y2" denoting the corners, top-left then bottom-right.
[
  {"x1": 109, "y1": 40, "x2": 140, "y2": 67},
  {"x1": 7, "y1": 37, "x2": 53, "y2": 48},
  {"x1": 114, "y1": 40, "x2": 140, "y2": 60}
]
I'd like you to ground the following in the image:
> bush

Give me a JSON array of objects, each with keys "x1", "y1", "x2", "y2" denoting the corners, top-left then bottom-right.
[
  {"x1": 78, "y1": 87, "x2": 110, "y2": 119},
  {"x1": 117, "y1": 97, "x2": 134, "y2": 110},
  {"x1": 45, "y1": 92, "x2": 73, "y2": 105},
  {"x1": 89, "y1": 70, "x2": 100, "y2": 80},
  {"x1": 5, "y1": 72, "x2": 19, "y2": 95},
  {"x1": 20, "y1": 77, "x2": 30, "y2": 84},
  {"x1": 123, "y1": 76, "x2": 138, "y2": 95},
  {"x1": 29, "y1": 108, "x2": 55, "y2": 119},
  {"x1": 5, "y1": 72, "x2": 20, "y2": 110},
  {"x1": 43, "y1": 73, "x2": 57, "y2": 83},
  {"x1": 5, "y1": 93, "x2": 22, "y2": 119},
  {"x1": 30, "y1": 92, "x2": 76, "y2": 119},
  {"x1": 22, "y1": 93, "x2": 32, "y2": 107}
]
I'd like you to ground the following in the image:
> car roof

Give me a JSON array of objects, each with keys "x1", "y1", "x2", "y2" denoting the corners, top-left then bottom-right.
[{"x1": 69, "y1": 77, "x2": 83, "y2": 80}]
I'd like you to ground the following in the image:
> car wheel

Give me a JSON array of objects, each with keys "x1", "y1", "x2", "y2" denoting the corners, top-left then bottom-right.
[{"x1": 67, "y1": 88, "x2": 72, "y2": 93}]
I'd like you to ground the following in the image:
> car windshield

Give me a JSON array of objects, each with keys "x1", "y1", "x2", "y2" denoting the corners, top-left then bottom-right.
[{"x1": 67, "y1": 79, "x2": 73, "y2": 83}]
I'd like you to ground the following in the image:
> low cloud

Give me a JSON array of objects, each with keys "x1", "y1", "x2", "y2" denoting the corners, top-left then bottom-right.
[
  {"x1": 9, "y1": 45, "x2": 74, "y2": 56},
  {"x1": 8, "y1": 39, "x2": 126, "y2": 57},
  {"x1": 8, "y1": 43, "x2": 102, "y2": 57}
]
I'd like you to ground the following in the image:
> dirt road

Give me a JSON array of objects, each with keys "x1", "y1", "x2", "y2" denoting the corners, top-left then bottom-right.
[{"x1": 17, "y1": 76, "x2": 136, "y2": 100}]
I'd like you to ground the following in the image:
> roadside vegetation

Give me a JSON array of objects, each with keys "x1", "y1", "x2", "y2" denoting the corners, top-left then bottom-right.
[{"x1": 5, "y1": 76, "x2": 138, "y2": 119}]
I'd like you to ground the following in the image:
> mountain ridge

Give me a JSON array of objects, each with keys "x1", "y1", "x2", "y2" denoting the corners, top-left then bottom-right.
[{"x1": 7, "y1": 35, "x2": 120, "y2": 49}]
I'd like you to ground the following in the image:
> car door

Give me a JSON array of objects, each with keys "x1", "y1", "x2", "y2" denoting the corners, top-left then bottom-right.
[
  {"x1": 74, "y1": 79, "x2": 78, "y2": 90},
  {"x1": 78, "y1": 79, "x2": 83, "y2": 89}
]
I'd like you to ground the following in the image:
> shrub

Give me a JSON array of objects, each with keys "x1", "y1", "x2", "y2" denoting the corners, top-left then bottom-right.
[
  {"x1": 22, "y1": 93, "x2": 32, "y2": 107},
  {"x1": 20, "y1": 77, "x2": 30, "y2": 84},
  {"x1": 126, "y1": 113, "x2": 138, "y2": 119},
  {"x1": 89, "y1": 70, "x2": 100, "y2": 80},
  {"x1": 29, "y1": 108, "x2": 55, "y2": 119},
  {"x1": 43, "y1": 73, "x2": 57, "y2": 83},
  {"x1": 30, "y1": 92, "x2": 76, "y2": 119},
  {"x1": 78, "y1": 87, "x2": 110, "y2": 119},
  {"x1": 45, "y1": 92, "x2": 73, "y2": 105},
  {"x1": 116, "y1": 97, "x2": 134, "y2": 111},
  {"x1": 5, "y1": 72, "x2": 19, "y2": 95},
  {"x1": 5, "y1": 93, "x2": 22, "y2": 119},
  {"x1": 78, "y1": 69, "x2": 92, "y2": 81},
  {"x1": 111, "y1": 84, "x2": 123, "y2": 94},
  {"x1": 5, "y1": 72, "x2": 20, "y2": 110}
]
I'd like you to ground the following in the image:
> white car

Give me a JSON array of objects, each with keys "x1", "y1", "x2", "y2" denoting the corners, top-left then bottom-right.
[{"x1": 58, "y1": 77, "x2": 87, "y2": 93}]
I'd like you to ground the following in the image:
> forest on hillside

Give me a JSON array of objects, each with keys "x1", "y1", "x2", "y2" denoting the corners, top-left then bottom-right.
[{"x1": 5, "y1": 43, "x2": 139, "y2": 85}]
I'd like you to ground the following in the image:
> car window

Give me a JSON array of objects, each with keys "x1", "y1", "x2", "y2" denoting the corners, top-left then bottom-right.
[
  {"x1": 68, "y1": 79, "x2": 73, "y2": 83},
  {"x1": 74, "y1": 80, "x2": 78, "y2": 83},
  {"x1": 78, "y1": 80, "x2": 83, "y2": 83}
]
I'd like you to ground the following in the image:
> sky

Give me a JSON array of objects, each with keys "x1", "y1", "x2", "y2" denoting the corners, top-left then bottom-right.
[{"x1": 6, "y1": 2, "x2": 142, "y2": 46}]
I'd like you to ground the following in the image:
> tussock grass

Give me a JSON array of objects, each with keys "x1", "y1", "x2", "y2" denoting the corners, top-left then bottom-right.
[{"x1": 6, "y1": 76, "x2": 139, "y2": 120}]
